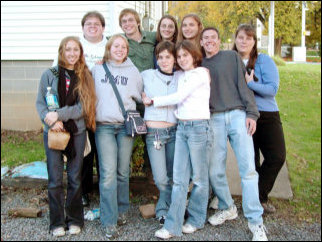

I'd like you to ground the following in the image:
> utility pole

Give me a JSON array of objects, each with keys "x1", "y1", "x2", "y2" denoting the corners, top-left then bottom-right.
[
  {"x1": 293, "y1": 1, "x2": 307, "y2": 62},
  {"x1": 268, "y1": 1, "x2": 275, "y2": 57},
  {"x1": 301, "y1": 1, "x2": 307, "y2": 48}
]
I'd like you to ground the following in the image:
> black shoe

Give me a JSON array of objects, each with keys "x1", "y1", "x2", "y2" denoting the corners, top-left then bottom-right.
[
  {"x1": 158, "y1": 215, "x2": 166, "y2": 225},
  {"x1": 184, "y1": 209, "x2": 189, "y2": 220},
  {"x1": 82, "y1": 194, "x2": 90, "y2": 207}
]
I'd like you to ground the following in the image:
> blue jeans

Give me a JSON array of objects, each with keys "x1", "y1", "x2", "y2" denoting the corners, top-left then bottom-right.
[
  {"x1": 146, "y1": 126, "x2": 176, "y2": 218},
  {"x1": 44, "y1": 131, "x2": 86, "y2": 231},
  {"x1": 95, "y1": 124, "x2": 134, "y2": 227},
  {"x1": 209, "y1": 110, "x2": 263, "y2": 225},
  {"x1": 164, "y1": 120, "x2": 210, "y2": 236}
]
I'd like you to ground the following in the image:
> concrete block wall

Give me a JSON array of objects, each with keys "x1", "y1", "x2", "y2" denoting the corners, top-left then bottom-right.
[{"x1": 1, "y1": 60, "x2": 52, "y2": 131}]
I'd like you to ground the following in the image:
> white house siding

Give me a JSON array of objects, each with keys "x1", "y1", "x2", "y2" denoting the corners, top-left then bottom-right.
[
  {"x1": 2, "y1": 1, "x2": 113, "y2": 60},
  {"x1": 1, "y1": 1, "x2": 166, "y2": 131}
]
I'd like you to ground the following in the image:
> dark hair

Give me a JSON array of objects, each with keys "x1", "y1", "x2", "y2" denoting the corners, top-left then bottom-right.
[
  {"x1": 155, "y1": 41, "x2": 176, "y2": 60},
  {"x1": 232, "y1": 24, "x2": 258, "y2": 70},
  {"x1": 175, "y1": 40, "x2": 202, "y2": 71},
  {"x1": 156, "y1": 15, "x2": 178, "y2": 43},
  {"x1": 81, "y1": 11, "x2": 105, "y2": 27},
  {"x1": 201, "y1": 27, "x2": 220, "y2": 40},
  {"x1": 200, "y1": 27, "x2": 220, "y2": 57}
]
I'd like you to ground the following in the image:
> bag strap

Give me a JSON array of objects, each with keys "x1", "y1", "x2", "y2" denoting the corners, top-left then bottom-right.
[
  {"x1": 102, "y1": 63, "x2": 127, "y2": 118},
  {"x1": 49, "y1": 67, "x2": 59, "y2": 87}
]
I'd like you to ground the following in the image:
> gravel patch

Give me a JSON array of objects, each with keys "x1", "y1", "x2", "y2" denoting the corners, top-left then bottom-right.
[{"x1": 1, "y1": 187, "x2": 321, "y2": 241}]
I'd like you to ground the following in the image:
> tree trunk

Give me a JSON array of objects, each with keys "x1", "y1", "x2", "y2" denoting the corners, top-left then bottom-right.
[{"x1": 275, "y1": 37, "x2": 282, "y2": 57}]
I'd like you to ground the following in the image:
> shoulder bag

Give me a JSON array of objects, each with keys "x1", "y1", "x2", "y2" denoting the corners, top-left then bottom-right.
[{"x1": 102, "y1": 63, "x2": 147, "y2": 137}]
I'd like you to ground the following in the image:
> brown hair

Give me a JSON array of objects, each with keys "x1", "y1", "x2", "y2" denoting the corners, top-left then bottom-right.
[
  {"x1": 102, "y1": 34, "x2": 129, "y2": 63},
  {"x1": 58, "y1": 36, "x2": 96, "y2": 131},
  {"x1": 119, "y1": 8, "x2": 141, "y2": 31},
  {"x1": 177, "y1": 14, "x2": 203, "y2": 51},
  {"x1": 175, "y1": 40, "x2": 202, "y2": 71},
  {"x1": 200, "y1": 27, "x2": 221, "y2": 56},
  {"x1": 232, "y1": 24, "x2": 258, "y2": 70},
  {"x1": 81, "y1": 11, "x2": 105, "y2": 27},
  {"x1": 201, "y1": 27, "x2": 220, "y2": 40},
  {"x1": 156, "y1": 15, "x2": 178, "y2": 43},
  {"x1": 155, "y1": 41, "x2": 176, "y2": 60}
]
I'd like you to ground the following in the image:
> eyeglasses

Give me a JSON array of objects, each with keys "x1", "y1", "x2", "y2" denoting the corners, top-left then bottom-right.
[
  {"x1": 160, "y1": 24, "x2": 175, "y2": 30},
  {"x1": 121, "y1": 18, "x2": 136, "y2": 25},
  {"x1": 84, "y1": 22, "x2": 102, "y2": 27}
]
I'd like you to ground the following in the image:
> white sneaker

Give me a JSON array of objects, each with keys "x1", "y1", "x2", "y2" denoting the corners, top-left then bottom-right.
[
  {"x1": 209, "y1": 196, "x2": 219, "y2": 209},
  {"x1": 69, "y1": 225, "x2": 81, "y2": 235},
  {"x1": 52, "y1": 227, "x2": 65, "y2": 237},
  {"x1": 155, "y1": 227, "x2": 174, "y2": 239},
  {"x1": 208, "y1": 204, "x2": 238, "y2": 226},
  {"x1": 248, "y1": 222, "x2": 268, "y2": 241},
  {"x1": 182, "y1": 223, "x2": 198, "y2": 234},
  {"x1": 104, "y1": 225, "x2": 118, "y2": 238}
]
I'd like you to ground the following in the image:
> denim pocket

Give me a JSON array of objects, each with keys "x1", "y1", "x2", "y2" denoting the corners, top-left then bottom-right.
[{"x1": 192, "y1": 123, "x2": 208, "y2": 135}]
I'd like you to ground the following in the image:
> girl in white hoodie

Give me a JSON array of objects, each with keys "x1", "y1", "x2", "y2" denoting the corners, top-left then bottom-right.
[{"x1": 91, "y1": 34, "x2": 143, "y2": 239}]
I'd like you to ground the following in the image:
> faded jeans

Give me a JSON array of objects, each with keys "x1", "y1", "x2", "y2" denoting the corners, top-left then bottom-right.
[
  {"x1": 146, "y1": 126, "x2": 176, "y2": 218},
  {"x1": 209, "y1": 110, "x2": 263, "y2": 225},
  {"x1": 164, "y1": 120, "x2": 210, "y2": 236},
  {"x1": 95, "y1": 124, "x2": 134, "y2": 227}
]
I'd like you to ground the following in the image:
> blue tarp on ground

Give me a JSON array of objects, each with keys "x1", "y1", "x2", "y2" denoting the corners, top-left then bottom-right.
[
  {"x1": 1, "y1": 166, "x2": 9, "y2": 178},
  {"x1": 11, "y1": 161, "x2": 48, "y2": 180}
]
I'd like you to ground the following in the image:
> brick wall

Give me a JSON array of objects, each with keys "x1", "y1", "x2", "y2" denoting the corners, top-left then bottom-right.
[{"x1": 1, "y1": 60, "x2": 52, "y2": 131}]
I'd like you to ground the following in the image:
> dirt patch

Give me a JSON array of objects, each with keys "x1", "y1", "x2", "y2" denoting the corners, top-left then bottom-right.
[{"x1": 1, "y1": 129, "x2": 43, "y2": 143}]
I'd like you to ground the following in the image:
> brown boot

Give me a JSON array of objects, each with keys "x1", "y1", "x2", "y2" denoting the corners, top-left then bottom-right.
[{"x1": 261, "y1": 202, "x2": 276, "y2": 214}]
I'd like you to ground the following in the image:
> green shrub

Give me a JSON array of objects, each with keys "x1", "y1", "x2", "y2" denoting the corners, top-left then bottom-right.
[
  {"x1": 130, "y1": 136, "x2": 146, "y2": 177},
  {"x1": 272, "y1": 55, "x2": 286, "y2": 66},
  {"x1": 259, "y1": 49, "x2": 268, "y2": 55}
]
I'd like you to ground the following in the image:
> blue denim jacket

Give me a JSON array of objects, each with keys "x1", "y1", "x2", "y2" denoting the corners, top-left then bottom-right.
[{"x1": 141, "y1": 69, "x2": 178, "y2": 124}]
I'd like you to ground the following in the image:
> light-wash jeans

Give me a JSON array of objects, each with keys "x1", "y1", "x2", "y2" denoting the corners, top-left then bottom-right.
[
  {"x1": 164, "y1": 120, "x2": 210, "y2": 236},
  {"x1": 95, "y1": 124, "x2": 134, "y2": 227},
  {"x1": 146, "y1": 126, "x2": 176, "y2": 218},
  {"x1": 209, "y1": 110, "x2": 263, "y2": 225}
]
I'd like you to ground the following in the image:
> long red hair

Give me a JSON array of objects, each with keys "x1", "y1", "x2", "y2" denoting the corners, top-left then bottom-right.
[{"x1": 58, "y1": 36, "x2": 96, "y2": 131}]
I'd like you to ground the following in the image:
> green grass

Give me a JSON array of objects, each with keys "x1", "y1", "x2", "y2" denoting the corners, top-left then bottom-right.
[
  {"x1": 1, "y1": 131, "x2": 45, "y2": 168},
  {"x1": 277, "y1": 63, "x2": 321, "y2": 222},
  {"x1": 272, "y1": 55, "x2": 286, "y2": 66}
]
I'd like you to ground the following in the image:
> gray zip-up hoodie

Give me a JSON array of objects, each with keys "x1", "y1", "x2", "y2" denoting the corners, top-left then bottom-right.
[
  {"x1": 141, "y1": 69, "x2": 178, "y2": 124},
  {"x1": 35, "y1": 66, "x2": 85, "y2": 134},
  {"x1": 92, "y1": 58, "x2": 143, "y2": 123}
]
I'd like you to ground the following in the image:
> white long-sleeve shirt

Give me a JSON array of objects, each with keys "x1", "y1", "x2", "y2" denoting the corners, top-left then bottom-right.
[{"x1": 152, "y1": 67, "x2": 210, "y2": 120}]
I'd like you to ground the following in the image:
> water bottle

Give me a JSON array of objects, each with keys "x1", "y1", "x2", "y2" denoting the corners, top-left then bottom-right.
[
  {"x1": 45, "y1": 87, "x2": 59, "y2": 111},
  {"x1": 84, "y1": 208, "x2": 100, "y2": 221}
]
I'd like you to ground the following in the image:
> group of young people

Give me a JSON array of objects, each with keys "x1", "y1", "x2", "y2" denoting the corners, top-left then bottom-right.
[{"x1": 36, "y1": 8, "x2": 286, "y2": 241}]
